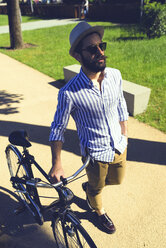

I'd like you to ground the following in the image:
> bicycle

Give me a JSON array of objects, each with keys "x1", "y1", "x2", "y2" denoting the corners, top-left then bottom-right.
[{"x1": 5, "y1": 130, "x2": 97, "y2": 248}]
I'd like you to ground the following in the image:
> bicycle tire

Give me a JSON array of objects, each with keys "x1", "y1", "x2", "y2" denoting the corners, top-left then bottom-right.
[
  {"x1": 52, "y1": 212, "x2": 97, "y2": 248},
  {"x1": 6, "y1": 144, "x2": 44, "y2": 225}
]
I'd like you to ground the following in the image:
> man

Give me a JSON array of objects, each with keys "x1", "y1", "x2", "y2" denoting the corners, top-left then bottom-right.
[
  {"x1": 83, "y1": 0, "x2": 89, "y2": 18},
  {"x1": 49, "y1": 22, "x2": 128, "y2": 234}
]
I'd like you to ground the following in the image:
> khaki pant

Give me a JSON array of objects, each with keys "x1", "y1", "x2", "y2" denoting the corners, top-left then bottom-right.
[{"x1": 85, "y1": 149, "x2": 127, "y2": 211}]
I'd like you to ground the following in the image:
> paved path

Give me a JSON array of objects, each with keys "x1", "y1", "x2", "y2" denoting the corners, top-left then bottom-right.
[
  {"x1": 0, "y1": 50, "x2": 166, "y2": 248},
  {"x1": 0, "y1": 18, "x2": 80, "y2": 34}
]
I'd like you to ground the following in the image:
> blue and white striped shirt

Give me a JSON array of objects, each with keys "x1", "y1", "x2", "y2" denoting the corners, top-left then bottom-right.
[{"x1": 49, "y1": 67, "x2": 128, "y2": 162}]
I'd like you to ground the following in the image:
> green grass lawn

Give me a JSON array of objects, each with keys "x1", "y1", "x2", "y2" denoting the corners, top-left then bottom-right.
[
  {"x1": 0, "y1": 21, "x2": 165, "y2": 133},
  {"x1": 0, "y1": 14, "x2": 43, "y2": 26}
]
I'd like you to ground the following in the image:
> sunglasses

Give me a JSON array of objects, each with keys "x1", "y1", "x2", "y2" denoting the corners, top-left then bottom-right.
[{"x1": 81, "y1": 42, "x2": 107, "y2": 55}]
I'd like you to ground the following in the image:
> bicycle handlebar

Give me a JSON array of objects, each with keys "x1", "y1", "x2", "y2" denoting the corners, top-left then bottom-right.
[
  {"x1": 11, "y1": 155, "x2": 91, "y2": 189},
  {"x1": 60, "y1": 155, "x2": 91, "y2": 185},
  {"x1": 42, "y1": 154, "x2": 91, "y2": 188}
]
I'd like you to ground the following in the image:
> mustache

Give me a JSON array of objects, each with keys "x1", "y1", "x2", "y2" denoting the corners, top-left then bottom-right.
[{"x1": 95, "y1": 55, "x2": 108, "y2": 60}]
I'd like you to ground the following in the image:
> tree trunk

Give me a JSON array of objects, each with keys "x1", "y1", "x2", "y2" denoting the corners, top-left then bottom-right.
[{"x1": 7, "y1": 0, "x2": 24, "y2": 49}]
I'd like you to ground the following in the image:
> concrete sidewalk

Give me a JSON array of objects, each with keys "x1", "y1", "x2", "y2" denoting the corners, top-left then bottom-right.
[
  {"x1": 0, "y1": 18, "x2": 80, "y2": 34},
  {"x1": 0, "y1": 52, "x2": 166, "y2": 248}
]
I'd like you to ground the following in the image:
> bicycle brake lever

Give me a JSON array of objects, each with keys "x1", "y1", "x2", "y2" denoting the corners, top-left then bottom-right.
[{"x1": 60, "y1": 176, "x2": 67, "y2": 186}]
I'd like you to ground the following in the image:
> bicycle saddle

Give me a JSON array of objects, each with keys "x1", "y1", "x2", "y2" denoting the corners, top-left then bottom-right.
[{"x1": 9, "y1": 130, "x2": 32, "y2": 147}]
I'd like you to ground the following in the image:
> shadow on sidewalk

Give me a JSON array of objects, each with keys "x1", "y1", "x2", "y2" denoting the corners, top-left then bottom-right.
[
  {"x1": 0, "y1": 120, "x2": 165, "y2": 165},
  {"x1": 0, "y1": 120, "x2": 80, "y2": 156},
  {"x1": 0, "y1": 90, "x2": 23, "y2": 115},
  {"x1": 0, "y1": 187, "x2": 56, "y2": 248},
  {"x1": 72, "y1": 195, "x2": 111, "y2": 234},
  {"x1": 127, "y1": 138, "x2": 166, "y2": 165},
  {"x1": 49, "y1": 79, "x2": 65, "y2": 89}
]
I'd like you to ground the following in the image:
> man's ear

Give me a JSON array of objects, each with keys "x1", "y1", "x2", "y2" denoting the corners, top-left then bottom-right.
[{"x1": 73, "y1": 52, "x2": 82, "y2": 62}]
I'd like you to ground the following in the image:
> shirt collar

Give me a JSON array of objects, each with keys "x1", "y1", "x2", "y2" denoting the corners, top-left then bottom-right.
[
  {"x1": 79, "y1": 67, "x2": 107, "y2": 87},
  {"x1": 79, "y1": 67, "x2": 92, "y2": 86}
]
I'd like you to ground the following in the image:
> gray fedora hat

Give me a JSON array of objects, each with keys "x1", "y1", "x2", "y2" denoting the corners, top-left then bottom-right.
[{"x1": 69, "y1": 21, "x2": 104, "y2": 57}]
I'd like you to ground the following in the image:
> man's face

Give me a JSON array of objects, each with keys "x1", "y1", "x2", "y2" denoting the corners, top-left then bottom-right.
[{"x1": 80, "y1": 33, "x2": 107, "y2": 73}]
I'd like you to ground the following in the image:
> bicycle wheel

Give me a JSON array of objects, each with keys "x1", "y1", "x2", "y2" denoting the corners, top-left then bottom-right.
[
  {"x1": 52, "y1": 212, "x2": 97, "y2": 248},
  {"x1": 5, "y1": 144, "x2": 43, "y2": 225}
]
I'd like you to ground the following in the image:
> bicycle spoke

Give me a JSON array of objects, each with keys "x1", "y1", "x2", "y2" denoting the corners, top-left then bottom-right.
[{"x1": 52, "y1": 215, "x2": 97, "y2": 248}]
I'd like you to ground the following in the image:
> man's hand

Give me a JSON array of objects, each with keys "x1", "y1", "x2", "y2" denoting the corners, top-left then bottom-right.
[
  {"x1": 48, "y1": 161, "x2": 65, "y2": 183},
  {"x1": 120, "y1": 120, "x2": 128, "y2": 137}
]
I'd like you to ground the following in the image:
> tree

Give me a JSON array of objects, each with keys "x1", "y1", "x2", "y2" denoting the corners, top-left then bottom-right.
[
  {"x1": 140, "y1": 0, "x2": 166, "y2": 38},
  {"x1": 7, "y1": 0, "x2": 24, "y2": 49}
]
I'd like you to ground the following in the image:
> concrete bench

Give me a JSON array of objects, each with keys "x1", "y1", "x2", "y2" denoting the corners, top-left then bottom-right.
[{"x1": 63, "y1": 64, "x2": 151, "y2": 116}]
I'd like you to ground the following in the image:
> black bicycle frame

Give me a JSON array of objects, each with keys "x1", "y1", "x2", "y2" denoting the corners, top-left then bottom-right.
[{"x1": 22, "y1": 149, "x2": 50, "y2": 182}]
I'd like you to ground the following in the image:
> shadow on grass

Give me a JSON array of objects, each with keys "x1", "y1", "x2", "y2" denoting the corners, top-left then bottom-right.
[
  {"x1": 0, "y1": 43, "x2": 37, "y2": 50},
  {"x1": 104, "y1": 24, "x2": 146, "y2": 41},
  {"x1": 0, "y1": 46, "x2": 11, "y2": 50},
  {"x1": 116, "y1": 37, "x2": 144, "y2": 41}
]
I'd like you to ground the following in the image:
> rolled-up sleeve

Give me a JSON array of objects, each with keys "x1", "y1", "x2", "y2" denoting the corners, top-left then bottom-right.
[
  {"x1": 117, "y1": 76, "x2": 129, "y2": 122},
  {"x1": 49, "y1": 90, "x2": 73, "y2": 142}
]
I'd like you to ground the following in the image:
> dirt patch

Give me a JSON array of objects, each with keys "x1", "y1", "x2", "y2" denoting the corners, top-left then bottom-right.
[{"x1": 22, "y1": 43, "x2": 37, "y2": 49}]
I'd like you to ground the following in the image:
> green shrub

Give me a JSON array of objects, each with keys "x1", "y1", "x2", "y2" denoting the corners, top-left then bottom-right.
[{"x1": 141, "y1": 0, "x2": 166, "y2": 38}]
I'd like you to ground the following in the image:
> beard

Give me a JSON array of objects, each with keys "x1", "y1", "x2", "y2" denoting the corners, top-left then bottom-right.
[{"x1": 81, "y1": 53, "x2": 107, "y2": 73}]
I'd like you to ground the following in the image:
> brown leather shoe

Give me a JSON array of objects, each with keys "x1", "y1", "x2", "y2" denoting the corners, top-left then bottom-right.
[{"x1": 98, "y1": 213, "x2": 116, "y2": 234}]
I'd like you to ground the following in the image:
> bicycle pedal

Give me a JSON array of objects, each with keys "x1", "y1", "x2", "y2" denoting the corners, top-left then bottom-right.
[
  {"x1": 66, "y1": 226, "x2": 75, "y2": 237},
  {"x1": 14, "y1": 205, "x2": 26, "y2": 215}
]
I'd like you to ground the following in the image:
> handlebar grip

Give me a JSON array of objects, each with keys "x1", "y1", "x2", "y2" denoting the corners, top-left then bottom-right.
[{"x1": 60, "y1": 176, "x2": 67, "y2": 186}]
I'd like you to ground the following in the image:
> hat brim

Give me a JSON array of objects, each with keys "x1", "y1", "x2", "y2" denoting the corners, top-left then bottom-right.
[{"x1": 69, "y1": 26, "x2": 104, "y2": 57}]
